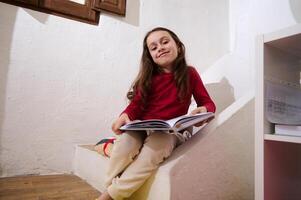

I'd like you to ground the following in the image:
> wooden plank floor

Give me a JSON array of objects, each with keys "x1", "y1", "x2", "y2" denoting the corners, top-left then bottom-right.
[{"x1": 0, "y1": 174, "x2": 100, "y2": 200}]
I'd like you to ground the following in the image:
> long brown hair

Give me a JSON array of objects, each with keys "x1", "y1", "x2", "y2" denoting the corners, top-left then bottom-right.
[{"x1": 127, "y1": 27, "x2": 189, "y2": 103}]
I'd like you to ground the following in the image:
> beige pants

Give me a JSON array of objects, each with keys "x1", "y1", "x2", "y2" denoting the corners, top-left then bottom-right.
[{"x1": 105, "y1": 130, "x2": 179, "y2": 200}]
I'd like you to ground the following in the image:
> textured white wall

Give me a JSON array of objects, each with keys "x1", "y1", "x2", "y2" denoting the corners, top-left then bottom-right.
[
  {"x1": 170, "y1": 1, "x2": 300, "y2": 199},
  {"x1": 0, "y1": 0, "x2": 229, "y2": 176},
  {"x1": 203, "y1": 0, "x2": 300, "y2": 99}
]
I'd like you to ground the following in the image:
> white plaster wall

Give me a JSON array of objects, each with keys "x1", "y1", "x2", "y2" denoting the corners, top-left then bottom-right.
[
  {"x1": 0, "y1": 0, "x2": 229, "y2": 177},
  {"x1": 204, "y1": 0, "x2": 301, "y2": 99},
  {"x1": 1, "y1": 0, "x2": 299, "y2": 182}
]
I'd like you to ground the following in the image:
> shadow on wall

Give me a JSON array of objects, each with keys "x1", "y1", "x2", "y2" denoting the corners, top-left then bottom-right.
[
  {"x1": 289, "y1": 0, "x2": 301, "y2": 23},
  {"x1": 24, "y1": 8, "x2": 49, "y2": 24},
  {"x1": 206, "y1": 77, "x2": 235, "y2": 114},
  {"x1": 0, "y1": 3, "x2": 18, "y2": 176}
]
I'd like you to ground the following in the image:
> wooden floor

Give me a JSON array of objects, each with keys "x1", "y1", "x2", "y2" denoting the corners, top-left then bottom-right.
[{"x1": 0, "y1": 174, "x2": 100, "y2": 200}]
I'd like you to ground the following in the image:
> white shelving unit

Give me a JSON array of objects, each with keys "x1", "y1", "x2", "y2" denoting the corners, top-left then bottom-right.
[{"x1": 255, "y1": 24, "x2": 301, "y2": 200}]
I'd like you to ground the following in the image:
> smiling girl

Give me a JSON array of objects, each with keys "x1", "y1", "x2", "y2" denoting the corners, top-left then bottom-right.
[{"x1": 97, "y1": 27, "x2": 216, "y2": 200}]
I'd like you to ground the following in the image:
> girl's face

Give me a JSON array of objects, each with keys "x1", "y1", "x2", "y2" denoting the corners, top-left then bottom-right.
[{"x1": 146, "y1": 30, "x2": 179, "y2": 73}]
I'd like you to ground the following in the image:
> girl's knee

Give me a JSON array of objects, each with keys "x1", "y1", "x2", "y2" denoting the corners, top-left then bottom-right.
[
  {"x1": 141, "y1": 145, "x2": 174, "y2": 165},
  {"x1": 111, "y1": 131, "x2": 145, "y2": 157},
  {"x1": 141, "y1": 133, "x2": 177, "y2": 163},
  {"x1": 145, "y1": 132, "x2": 177, "y2": 151}
]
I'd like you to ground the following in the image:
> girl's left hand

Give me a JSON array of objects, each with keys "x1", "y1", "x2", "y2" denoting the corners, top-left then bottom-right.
[
  {"x1": 190, "y1": 106, "x2": 207, "y2": 115},
  {"x1": 189, "y1": 106, "x2": 209, "y2": 127}
]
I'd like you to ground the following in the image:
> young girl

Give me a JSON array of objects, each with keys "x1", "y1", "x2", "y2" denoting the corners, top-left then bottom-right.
[{"x1": 97, "y1": 27, "x2": 216, "y2": 200}]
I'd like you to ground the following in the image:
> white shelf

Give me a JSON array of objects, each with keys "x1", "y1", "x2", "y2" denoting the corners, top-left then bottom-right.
[
  {"x1": 264, "y1": 24, "x2": 301, "y2": 43},
  {"x1": 264, "y1": 24, "x2": 301, "y2": 58},
  {"x1": 264, "y1": 134, "x2": 301, "y2": 144},
  {"x1": 255, "y1": 24, "x2": 301, "y2": 200}
]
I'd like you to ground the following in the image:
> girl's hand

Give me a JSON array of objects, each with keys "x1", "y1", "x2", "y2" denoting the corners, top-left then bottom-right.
[
  {"x1": 189, "y1": 106, "x2": 208, "y2": 127},
  {"x1": 112, "y1": 113, "x2": 131, "y2": 135},
  {"x1": 190, "y1": 106, "x2": 207, "y2": 115}
]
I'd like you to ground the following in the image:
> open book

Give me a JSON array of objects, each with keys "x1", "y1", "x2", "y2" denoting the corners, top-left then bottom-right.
[{"x1": 120, "y1": 112, "x2": 214, "y2": 132}]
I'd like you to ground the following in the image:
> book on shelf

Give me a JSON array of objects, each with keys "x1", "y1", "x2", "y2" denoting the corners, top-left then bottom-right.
[
  {"x1": 274, "y1": 124, "x2": 301, "y2": 137},
  {"x1": 119, "y1": 112, "x2": 215, "y2": 132},
  {"x1": 265, "y1": 80, "x2": 301, "y2": 125}
]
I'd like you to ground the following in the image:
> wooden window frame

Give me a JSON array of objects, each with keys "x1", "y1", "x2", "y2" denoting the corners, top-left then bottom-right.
[
  {"x1": 0, "y1": 0, "x2": 126, "y2": 25},
  {"x1": 93, "y1": 0, "x2": 126, "y2": 16}
]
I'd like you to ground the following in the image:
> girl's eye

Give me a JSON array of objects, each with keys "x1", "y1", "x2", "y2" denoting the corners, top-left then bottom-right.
[
  {"x1": 162, "y1": 40, "x2": 169, "y2": 44},
  {"x1": 150, "y1": 46, "x2": 157, "y2": 51}
]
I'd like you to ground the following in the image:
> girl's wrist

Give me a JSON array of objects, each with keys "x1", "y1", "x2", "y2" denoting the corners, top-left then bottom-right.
[
  {"x1": 120, "y1": 113, "x2": 130, "y2": 124},
  {"x1": 198, "y1": 106, "x2": 207, "y2": 113}
]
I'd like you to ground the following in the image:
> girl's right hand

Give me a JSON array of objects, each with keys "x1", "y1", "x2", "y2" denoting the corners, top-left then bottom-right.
[{"x1": 111, "y1": 113, "x2": 131, "y2": 135}]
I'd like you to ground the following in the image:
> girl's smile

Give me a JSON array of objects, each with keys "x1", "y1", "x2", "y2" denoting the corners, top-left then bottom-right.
[
  {"x1": 146, "y1": 30, "x2": 179, "y2": 72},
  {"x1": 157, "y1": 50, "x2": 170, "y2": 58}
]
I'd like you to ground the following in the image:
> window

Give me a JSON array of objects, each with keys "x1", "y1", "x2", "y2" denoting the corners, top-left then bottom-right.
[
  {"x1": 93, "y1": 0, "x2": 126, "y2": 16},
  {"x1": 0, "y1": 0, "x2": 126, "y2": 25}
]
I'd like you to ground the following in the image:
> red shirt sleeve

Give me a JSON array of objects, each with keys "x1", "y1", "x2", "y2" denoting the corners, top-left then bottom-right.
[
  {"x1": 121, "y1": 89, "x2": 144, "y2": 120},
  {"x1": 190, "y1": 67, "x2": 216, "y2": 113}
]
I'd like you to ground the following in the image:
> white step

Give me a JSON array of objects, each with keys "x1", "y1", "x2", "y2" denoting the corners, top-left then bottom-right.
[
  {"x1": 73, "y1": 144, "x2": 176, "y2": 200},
  {"x1": 72, "y1": 94, "x2": 254, "y2": 199}
]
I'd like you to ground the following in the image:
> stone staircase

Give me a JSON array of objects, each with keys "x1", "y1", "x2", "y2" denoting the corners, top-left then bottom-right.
[{"x1": 72, "y1": 92, "x2": 254, "y2": 200}]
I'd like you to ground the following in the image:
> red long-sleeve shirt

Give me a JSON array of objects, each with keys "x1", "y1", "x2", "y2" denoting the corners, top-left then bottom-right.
[{"x1": 122, "y1": 66, "x2": 216, "y2": 120}]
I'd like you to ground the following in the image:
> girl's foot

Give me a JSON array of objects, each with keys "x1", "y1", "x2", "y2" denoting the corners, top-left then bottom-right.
[{"x1": 96, "y1": 191, "x2": 113, "y2": 200}]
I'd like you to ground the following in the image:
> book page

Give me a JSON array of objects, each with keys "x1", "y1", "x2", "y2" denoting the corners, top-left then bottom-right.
[
  {"x1": 120, "y1": 119, "x2": 170, "y2": 130},
  {"x1": 119, "y1": 112, "x2": 214, "y2": 131},
  {"x1": 165, "y1": 115, "x2": 186, "y2": 127},
  {"x1": 265, "y1": 81, "x2": 301, "y2": 125},
  {"x1": 166, "y1": 112, "x2": 214, "y2": 129}
]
